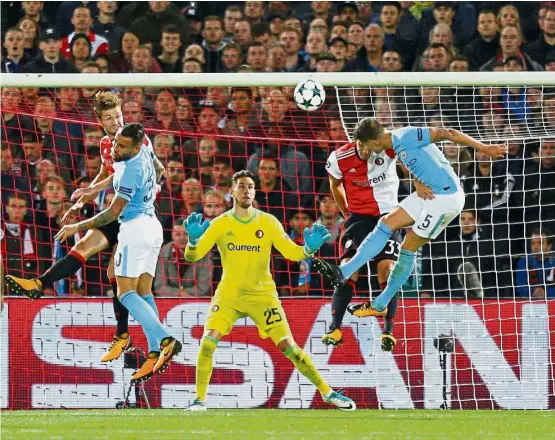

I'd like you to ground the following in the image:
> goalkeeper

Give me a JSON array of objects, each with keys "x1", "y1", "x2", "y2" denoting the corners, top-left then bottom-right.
[
  {"x1": 314, "y1": 119, "x2": 507, "y2": 317},
  {"x1": 183, "y1": 170, "x2": 356, "y2": 412}
]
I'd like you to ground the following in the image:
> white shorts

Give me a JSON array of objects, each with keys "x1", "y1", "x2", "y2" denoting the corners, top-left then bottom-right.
[
  {"x1": 114, "y1": 215, "x2": 163, "y2": 278},
  {"x1": 399, "y1": 189, "x2": 465, "y2": 239}
]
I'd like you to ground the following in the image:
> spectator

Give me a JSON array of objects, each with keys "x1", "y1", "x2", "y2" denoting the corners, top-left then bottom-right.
[
  {"x1": 337, "y1": 1, "x2": 359, "y2": 24},
  {"x1": 130, "y1": 45, "x2": 162, "y2": 73},
  {"x1": 379, "y1": 1, "x2": 416, "y2": 68},
  {"x1": 158, "y1": 159, "x2": 186, "y2": 241},
  {"x1": 315, "y1": 52, "x2": 337, "y2": 72},
  {"x1": 60, "y1": 6, "x2": 109, "y2": 59},
  {"x1": 149, "y1": 90, "x2": 180, "y2": 131},
  {"x1": 234, "y1": 19, "x2": 253, "y2": 50},
  {"x1": 1, "y1": 194, "x2": 38, "y2": 280},
  {"x1": 305, "y1": 31, "x2": 328, "y2": 69},
  {"x1": 347, "y1": 21, "x2": 364, "y2": 49},
  {"x1": 1, "y1": 88, "x2": 34, "y2": 146},
  {"x1": 448, "y1": 55, "x2": 469, "y2": 72},
  {"x1": 330, "y1": 21, "x2": 348, "y2": 41},
  {"x1": 308, "y1": 18, "x2": 330, "y2": 40},
  {"x1": 526, "y1": 6, "x2": 555, "y2": 66},
  {"x1": 152, "y1": 133, "x2": 176, "y2": 166},
  {"x1": 203, "y1": 190, "x2": 227, "y2": 219},
  {"x1": 429, "y1": 23, "x2": 456, "y2": 57},
  {"x1": 22, "y1": 27, "x2": 79, "y2": 73},
  {"x1": 55, "y1": 2, "x2": 99, "y2": 37},
  {"x1": 202, "y1": 16, "x2": 226, "y2": 72},
  {"x1": 464, "y1": 10, "x2": 499, "y2": 71},
  {"x1": 92, "y1": 1, "x2": 125, "y2": 53},
  {"x1": 267, "y1": 13, "x2": 285, "y2": 39},
  {"x1": 254, "y1": 156, "x2": 296, "y2": 223},
  {"x1": 55, "y1": 87, "x2": 85, "y2": 139},
  {"x1": 157, "y1": 24, "x2": 183, "y2": 73},
  {"x1": 314, "y1": 194, "x2": 344, "y2": 243},
  {"x1": 181, "y1": 178, "x2": 203, "y2": 216},
  {"x1": 186, "y1": 136, "x2": 217, "y2": 170},
  {"x1": 68, "y1": 33, "x2": 92, "y2": 71},
  {"x1": 252, "y1": 23, "x2": 272, "y2": 47},
  {"x1": 20, "y1": 131, "x2": 70, "y2": 185},
  {"x1": 122, "y1": 100, "x2": 144, "y2": 124},
  {"x1": 129, "y1": 1, "x2": 190, "y2": 51},
  {"x1": 329, "y1": 37, "x2": 348, "y2": 71},
  {"x1": 244, "y1": 1, "x2": 265, "y2": 25},
  {"x1": 501, "y1": 56, "x2": 531, "y2": 123},
  {"x1": 224, "y1": 5, "x2": 243, "y2": 37},
  {"x1": 183, "y1": 57, "x2": 203, "y2": 73},
  {"x1": 267, "y1": 42, "x2": 287, "y2": 72},
  {"x1": 497, "y1": 4, "x2": 522, "y2": 34},
  {"x1": 442, "y1": 142, "x2": 472, "y2": 178},
  {"x1": 284, "y1": 16, "x2": 303, "y2": 35},
  {"x1": 17, "y1": 17, "x2": 40, "y2": 59},
  {"x1": 220, "y1": 43, "x2": 242, "y2": 72},
  {"x1": 226, "y1": 87, "x2": 258, "y2": 134},
  {"x1": 246, "y1": 42, "x2": 268, "y2": 72},
  {"x1": 415, "y1": 42, "x2": 451, "y2": 72},
  {"x1": 0, "y1": 143, "x2": 32, "y2": 204},
  {"x1": 20, "y1": 0, "x2": 50, "y2": 34},
  {"x1": 345, "y1": 23, "x2": 384, "y2": 72},
  {"x1": 481, "y1": 25, "x2": 543, "y2": 71},
  {"x1": 185, "y1": 43, "x2": 206, "y2": 65},
  {"x1": 523, "y1": 139, "x2": 555, "y2": 230},
  {"x1": 304, "y1": 1, "x2": 333, "y2": 26},
  {"x1": 515, "y1": 228, "x2": 555, "y2": 299},
  {"x1": 2, "y1": 27, "x2": 32, "y2": 73},
  {"x1": 546, "y1": 51, "x2": 555, "y2": 71},
  {"x1": 154, "y1": 218, "x2": 212, "y2": 297},
  {"x1": 212, "y1": 156, "x2": 234, "y2": 204},
  {"x1": 280, "y1": 29, "x2": 306, "y2": 71},
  {"x1": 110, "y1": 31, "x2": 139, "y2": 73}
]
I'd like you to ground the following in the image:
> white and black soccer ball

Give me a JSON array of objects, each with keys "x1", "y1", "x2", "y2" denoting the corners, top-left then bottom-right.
[{"x1": 294, "y1": 79, "x2": 325, "y2": 112}]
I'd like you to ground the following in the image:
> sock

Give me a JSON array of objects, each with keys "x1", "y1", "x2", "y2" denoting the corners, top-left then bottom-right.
[
  {"x1": 142, "y1": 293, "x2": 160, "y2": 352},
  {"x1": 372, "y1": 249, "x2": 416, "y2": 312},
  {"x1": 283, "y1": 344, "x2": 332, "y2": 397},
  {"x1": 330, "y1": 280, "x2": 355, "y2": 330},
  {"x1": 39, "y1": 251, "x2": 85, "y2": 287},
  {"x1": 196, "y1": 336, "x2": 218, "y2": 402},
  {"x1": 119, "y1": 290, "x2": 170, "y2": 348},
  {"x1": 111, "y1": 279, "x2": 129, "y2": 337},
  {"x1": 340, "y1": 221, "x2": 393, "y2": 280}
]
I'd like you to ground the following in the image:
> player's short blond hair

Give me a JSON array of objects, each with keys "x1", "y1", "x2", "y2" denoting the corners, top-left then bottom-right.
[{"x1": 93, "y1": 91, "x2": 122, "y2": 120}]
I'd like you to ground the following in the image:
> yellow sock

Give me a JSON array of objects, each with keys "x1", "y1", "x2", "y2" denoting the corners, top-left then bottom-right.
[
  {"x1": 196, "y1": 336, "x2": 218, "y2": 402},
  {"x1": 283, "y1": 344, "x2": 332, "y2": 397}
]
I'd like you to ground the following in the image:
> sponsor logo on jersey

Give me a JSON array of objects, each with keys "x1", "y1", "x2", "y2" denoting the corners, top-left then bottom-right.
[
  {"x1": 255, "y1": 230, "x2": 264, "y2": 239},
  {"x1": 118, "y1": 186, "x2": 133, "y2": 195},
  {"x1": 351, "y1": 172, "x2": 386, "y2": 187},
  {"x1": 227, "y1": 243, "x2": 261, "y2": 252},
  {"x1": 348, "y1": 168, "x2": 357, "y2": 173},
  {"x1": 375, "y1": 157, "x2": 384, "y2": 166}
]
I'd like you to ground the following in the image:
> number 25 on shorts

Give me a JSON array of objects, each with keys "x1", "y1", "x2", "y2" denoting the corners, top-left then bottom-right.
[{"x1": 264, "y1": 308, "x2": 283, "y2": 325}]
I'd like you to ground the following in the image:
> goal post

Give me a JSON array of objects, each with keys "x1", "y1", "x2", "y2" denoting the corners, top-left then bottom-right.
[{"x1": 1, "y1": 72, "x2": 554, "y2": 410}]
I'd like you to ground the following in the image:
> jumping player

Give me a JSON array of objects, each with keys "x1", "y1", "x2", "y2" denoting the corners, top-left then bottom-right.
[
  {"x1": 55, "y1": 123, "x2": 180, "y2": 382},
  {"x1": 314, "y1": 118, "x2": 507, "y2": 317},
  {"x1": 322, "y1": 126, "x2": 431, "y2": 351},
  {"x1": 6, "y1": 92, "x2": 164, "y2": 365},
  {"x1": 183, "y1": 170, "x2": 356, "y2": 412}
]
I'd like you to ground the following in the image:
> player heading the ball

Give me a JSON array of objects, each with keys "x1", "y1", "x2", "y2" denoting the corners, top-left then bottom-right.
[
  {"x1": 314, "y1": 118, "x2": 507, "y2": 317},
  {"x1": 183, "y1": 170, "x2": 356, "y2": 412}
]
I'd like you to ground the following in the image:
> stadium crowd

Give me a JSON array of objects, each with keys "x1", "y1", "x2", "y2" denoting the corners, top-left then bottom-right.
[{"x1": 1, "y1": 1, "x2": 554, "y2": 299}]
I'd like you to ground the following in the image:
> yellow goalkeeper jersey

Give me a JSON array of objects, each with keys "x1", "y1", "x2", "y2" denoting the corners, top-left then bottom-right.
[{"x1": 184, "y1": 209, "x2": 308, "y2": 298}]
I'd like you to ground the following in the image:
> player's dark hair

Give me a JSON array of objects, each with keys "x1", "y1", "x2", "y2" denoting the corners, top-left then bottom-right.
[
  {"x1": 120, "y1": 123, "x2": 145, "y2": 146},
  {"x1": 353, "y1": 117, "x2": 384, "y2": 142},
  {"x1": 231, "y1": 170, "x2": 255, "y2": 186}
]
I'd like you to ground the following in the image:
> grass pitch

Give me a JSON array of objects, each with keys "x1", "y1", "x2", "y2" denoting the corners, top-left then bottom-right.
[{"x1": 2, "y1": 409, "x2": 554, "y2": 440}]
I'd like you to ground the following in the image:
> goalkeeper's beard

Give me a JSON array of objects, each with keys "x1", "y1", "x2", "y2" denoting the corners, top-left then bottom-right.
[{"x1": 234, "y1": 198, "x2": 253, "y2": 210}]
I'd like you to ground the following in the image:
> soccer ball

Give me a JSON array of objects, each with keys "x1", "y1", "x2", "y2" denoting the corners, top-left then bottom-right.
[{"x1": 294, "y1": 79, "x2": 326, "y2": 112}]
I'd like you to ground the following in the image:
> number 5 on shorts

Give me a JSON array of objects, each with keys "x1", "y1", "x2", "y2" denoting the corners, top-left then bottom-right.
[
  {"x1": 417, "y1": 214, "x2": 433, "y2": 231},
  {"x1": 264, "y1": 308, "x2": 283, "y2": 325}
]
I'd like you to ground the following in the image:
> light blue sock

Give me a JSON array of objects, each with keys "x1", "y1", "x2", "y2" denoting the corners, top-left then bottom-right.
[
  {"x1": 142, "y1": 293, "x2": 160, "y2": 352},
  {"x1": 372, "y1": 249, "x2": 416, "y2": 311},
  {"x1": 120, "y1": 290, "x2": 170, "y2": 348},
  {"x1": 340, "y1": 221, "x2": 393, "y2": 280}
]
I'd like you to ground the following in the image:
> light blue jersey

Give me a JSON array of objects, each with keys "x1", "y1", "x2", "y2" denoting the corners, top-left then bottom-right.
[
  {"x1": 113, "y1": 145, "x2": 156, "y2": 222},
  {"x1": 391, "y1": 126, "x2": 460, "y2": 195}
]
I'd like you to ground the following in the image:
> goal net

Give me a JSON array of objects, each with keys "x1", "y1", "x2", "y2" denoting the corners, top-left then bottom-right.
[{"x1": 1, "y1": 72, "x2": 554, "y2": 410}]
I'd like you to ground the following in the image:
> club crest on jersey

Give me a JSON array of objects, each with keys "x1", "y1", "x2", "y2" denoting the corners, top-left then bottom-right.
[
  {"x1": 212, "y1": 305, "x2": 219, "y2": 312},
  {"x1": 375, "y1": 157, "x2": 384, "y2": 165},
  {"x1": 255, "y1": 230, "x2": 264, "y2": 239},
  {"x1": 400, "y1": 151, "x2": 408, "y2": 159}
]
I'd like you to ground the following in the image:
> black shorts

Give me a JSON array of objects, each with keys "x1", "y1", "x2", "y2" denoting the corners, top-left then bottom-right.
[
  {"x1": 96, "y1": 220, "x2": 120, "y2": 248},
  {"x1": 339, "y1": 214, "x2": 402, "y2": 263}
]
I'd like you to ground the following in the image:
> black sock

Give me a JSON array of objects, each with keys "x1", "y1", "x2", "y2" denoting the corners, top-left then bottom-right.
[
  {"x1": 384, "y1": 294, "x2": 399, "y2": 334},
  {"x1": 330, "y1": 281, "x2": 355, "y2": 330},
  {"x1": 39, "y1": 251, "x2": 85, "y2": 287},
  {"x1": 112, "y1": 281, "x2": 129, "y2": 336}
]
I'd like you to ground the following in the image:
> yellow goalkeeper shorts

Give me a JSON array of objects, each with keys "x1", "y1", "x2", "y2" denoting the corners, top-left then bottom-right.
[{"x1": 204, "y1": 295, "x2": 292, "y2": 345}]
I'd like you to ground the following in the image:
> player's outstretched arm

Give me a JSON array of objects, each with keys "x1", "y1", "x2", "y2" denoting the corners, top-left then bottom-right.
[
  {"x1": 430, "y1": 127, "x2": 507, "y2": 159},
  {"x1": 55, "y1": 195, "x2": 128, "y2": 243},
  {"x1": 184, "y1": 213, "x2": 216, "y2": 262},
  {"x1": 273, "y1": 218, "x2": 332, "y2": 262},
  {"x1": 70, "y1": 175, "x2": 114, "y2": 202}
]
